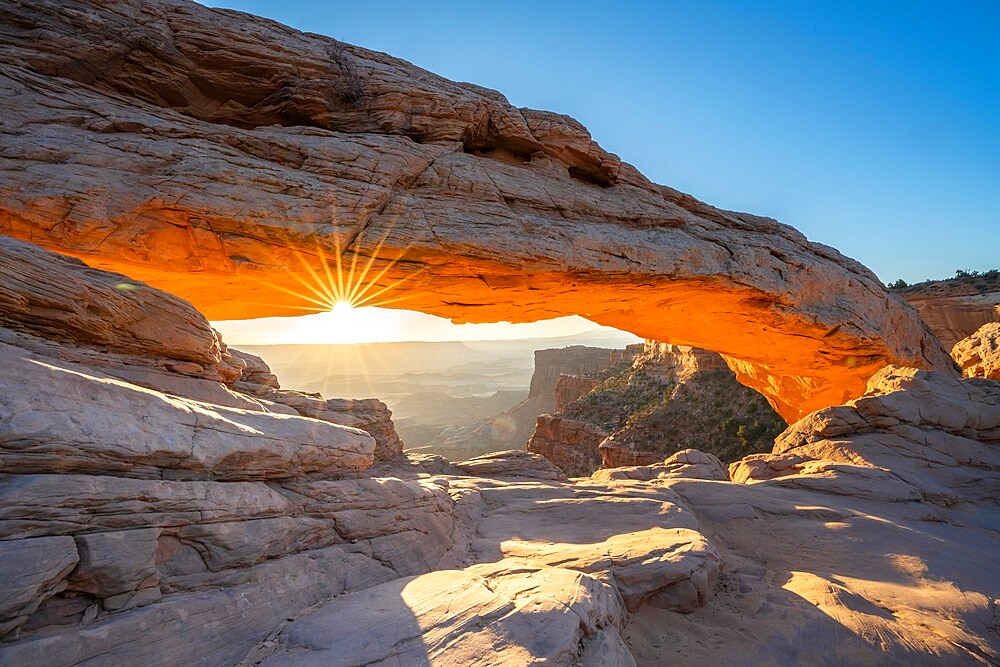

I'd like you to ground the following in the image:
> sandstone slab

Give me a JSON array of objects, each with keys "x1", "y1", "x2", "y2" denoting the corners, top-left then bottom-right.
[
  {"x1": 0, "y1": 343, "x2": 376, "y2": 481},
  {"x1": 0, "y1": 536, "x2": 79, "y2": 636},
  {"x1": 592, "y1": 448, "x2": 729, "y2": 482},
  {"x1": 0, "y1": 546, "x2": 395, "y2": 667},
  {"x1": 731, "y1": 365, "x2": 1000, "y2": 506},
  {"x1": 68, "y1": 528, "x2": 160, "y2": 600},
  {"x1": 0, "y1": 235, "x2": 242, "y2": 383},
  {"x1": 458, "y1": 477, "x2": 720, "y2": 613},
  {"x1": 258, "y1": 561, "x2": 631, "y2": 667}
]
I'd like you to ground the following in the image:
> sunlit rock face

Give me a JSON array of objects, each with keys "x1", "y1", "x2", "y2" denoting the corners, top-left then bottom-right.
[
  {"x1": 730, "y1": 365, "x2": 1000, "y2": 505},
  {"x1": 0, "y1": 0, "x2": 952, "y2": 421},
  {"x1": 952, "y1": 322, "x2": 1000, "y2": 380}
]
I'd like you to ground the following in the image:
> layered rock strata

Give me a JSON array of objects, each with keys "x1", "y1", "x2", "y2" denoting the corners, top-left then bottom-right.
[
  {"x1": 527, "y1": 414, "x2": 610, "y2": 476},
  {"x1": 0, "y1": 238, "x2": 997, "y2": 663},
  {"x1": 554, "y1": 374, "x2": 603, "y2": 412},
  {"x1": 0, "y1": 0, "x2": 954, "y2": 421},
  {"x1": 896, "y1": 273, "x2": 1000, "y2": 349},
  {"x1": 0, "y1": 1, "x2": 997, "y2": 663},
  {"x1": 619, "y1": 367, "x2": 1000, "y2": 664},
  {"x1": 911, "y1": 291, "x2": 1000, "y2": 349},
  {"x1": 414, "y1": 343, "x2": 624, "y2": 460}
]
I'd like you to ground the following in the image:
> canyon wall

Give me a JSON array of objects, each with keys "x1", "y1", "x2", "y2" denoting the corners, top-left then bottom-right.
[
  {"x1": 528, "y1": 342, "x2": 785, "y2": 476},
  {"x1": 434, "y1": 344, "x2": 628, "y2": 460}
]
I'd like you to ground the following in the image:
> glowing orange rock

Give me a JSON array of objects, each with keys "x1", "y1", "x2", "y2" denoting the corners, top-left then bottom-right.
[{"x1": 0, "y1": 0, "x2": 952, "y2": 421}]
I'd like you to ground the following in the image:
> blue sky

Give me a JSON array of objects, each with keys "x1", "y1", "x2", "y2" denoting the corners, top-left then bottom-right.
[{"x1": 207, "y1": 0, "x2": 998, "y2": 285}]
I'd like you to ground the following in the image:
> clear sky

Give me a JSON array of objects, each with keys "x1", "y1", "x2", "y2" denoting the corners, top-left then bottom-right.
[{"x1": 205, "y1": 0, "x2": 999, "y2": 344}]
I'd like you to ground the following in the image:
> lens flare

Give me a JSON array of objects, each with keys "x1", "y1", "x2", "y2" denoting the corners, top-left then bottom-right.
[{"x1": 243, "y1": 218, "x2": 425, "y2": 318}]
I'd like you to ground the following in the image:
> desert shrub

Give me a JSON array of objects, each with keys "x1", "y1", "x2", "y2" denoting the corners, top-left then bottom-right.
[{"x1": 327, "y1": 40, "x2": 365, "y2": 107}]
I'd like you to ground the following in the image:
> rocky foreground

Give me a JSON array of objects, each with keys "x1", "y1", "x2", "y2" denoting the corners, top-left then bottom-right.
[
  {"x1": 0, "y1": 1, "x2": 998, "y2": 664},
  {"x1": 2, "y1": 236, "x2": 999, "y2": 666}
]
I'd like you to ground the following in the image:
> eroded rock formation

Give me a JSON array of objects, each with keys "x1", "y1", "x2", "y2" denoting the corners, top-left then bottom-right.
[
  {"x1": 0, "y1": 235, "x2": 405, "y2": 463},
  {"x1": 0, "y1": 2, "x2": 998, "y2": 663},
  {"x1": 952, "y1": 322, "x2": 1000, "y2": 380},
  {"x1": 433, "y1": 344, "x2": 628, "y2": 459},
  {"x1": 731, "y1": 364, "x2": 1000, "y2": 505},
  {"x1": 528, "y1": 341, "x2": 786, "y2": 476},
  {"x1": 526, "y1": 414, "x2": 612, "y2": 476},
  {"x1": 0, "y1": 0, "x2": 953, "y2": 420}
]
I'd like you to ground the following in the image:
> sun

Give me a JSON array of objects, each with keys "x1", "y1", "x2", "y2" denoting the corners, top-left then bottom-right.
[{"x1": 331, "y1": 300, "x2": 353, "y2": 317}]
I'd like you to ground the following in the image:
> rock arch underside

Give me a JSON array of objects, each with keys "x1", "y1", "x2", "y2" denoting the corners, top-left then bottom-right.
[{"x1": 0, "y1": 0, "x2": 954, "y2": 423}]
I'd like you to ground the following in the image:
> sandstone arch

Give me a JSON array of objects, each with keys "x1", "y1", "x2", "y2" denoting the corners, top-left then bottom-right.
[{"x1": 0, "y1": 0, "x2": 952, "y2": 421}]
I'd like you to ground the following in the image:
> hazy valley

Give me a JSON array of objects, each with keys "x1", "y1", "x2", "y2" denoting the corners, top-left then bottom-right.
[{"x1": 242, "y1": 329, "x2": 641, "y2": 458}]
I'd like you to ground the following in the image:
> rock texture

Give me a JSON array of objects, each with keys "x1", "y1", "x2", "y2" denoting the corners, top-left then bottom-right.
[
  {"x1": 952, "y1": 322, "x2": 1000, "y2": 380},
  {"x1": 433, "y1": 344, "x2": 627, "y2": 460},
  {"x1": 256, "y1": 561, "x2": 634, "y2": 667},
  {"x1": 593, "y1": 449, "x2": 729, "y2": 483},
  {"x1": 730, "y1": 365, "x2": 1000, "y2": 505},
  {"x1": 527, "y1": 414, "x2": 610, "y2": 476},
  {"x1": 621, "y1": 369, "x2": 1000, "y2": 664},
  {"x1": 0, "y1": 0, "x2": 953, "y2": 421},
  {"x1": 0, "y1": 344, "x2": 376, "y2": 480},
  {"x1": 911, "y1": 290, "x2": 1000, "y2": 349},
  {"x1": 0, "y1": 2, "x2": 998, "y2": 665},
  {"x1": 527, "y1": 346, "x2": 620, "y2": 400},
  {"x1": 0, "y1": 235, "x2": 243, "y2": 385},
  {"x1": 554, "y1": 373, "x2": 603, "y2": 411},
  {"x1": 455, "y1": 450, "x2": 568, "y2": 481},
  {"x1": 233, "y1": 378, "x2": 404, "y2": 462}
]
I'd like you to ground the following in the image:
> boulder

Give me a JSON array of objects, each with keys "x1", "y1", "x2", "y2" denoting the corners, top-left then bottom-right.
[
  {"x1": 456, "y1": 450, "x2": 568, "y2": 481},
  {"x1": 593, "y1": 448, "x2": 729, "y2": 482},
  {"x1": 952, "y1": 322, "x2": 1000, "y2": 380}
]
